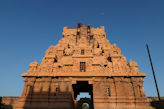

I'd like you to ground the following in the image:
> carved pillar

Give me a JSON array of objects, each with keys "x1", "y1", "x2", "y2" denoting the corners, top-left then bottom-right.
[
  {"x1": 139, "y1": 84, "x2": 146, "y2": 97},
  {"x1": 131, "y1": 77, "x2": 142, "y2": 98},
  {"x1": 138, "y1": 77, "x2": 146, "y2": 97},
  {"x1": 108, "y1": 78, "x2": 116, "y2": 97},
  {"x1": 42, "y1": 77, "x2": 51, "y2": 97},
  {"x1": 26, "y1": 77, "x2": 35, "y2": 97},
  {"x1": 60, "y1": 81, "x2": 67, "y2": 93},
  {"x1": 113, "y1": 77, "x2": 124, "y2": 97},
  {"x1": 33, "y1": 78, "x2": 41, "y2": 93},
  {"x1": 50, "y1": 79, "x2": 56, "y2": 96},
  {"x1": 21, "y1": 77, "x2": 28, "y2": 97}
]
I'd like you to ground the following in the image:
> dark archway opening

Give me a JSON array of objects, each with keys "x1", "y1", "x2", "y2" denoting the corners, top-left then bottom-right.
[
  {"x1": 77, "y1": 99, "x2": 91, "y2": 109},
  {"x1": 72, "y1": 81, "x2": 94, "y2": 109},
  {"x1": 82, "y1": 103, "x2": 89, "y2": 109}
]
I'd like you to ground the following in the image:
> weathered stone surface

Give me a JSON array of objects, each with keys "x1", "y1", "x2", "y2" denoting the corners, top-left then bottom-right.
[{"x1": 4, "y1": 24, "x2": 154, "y2": 109}]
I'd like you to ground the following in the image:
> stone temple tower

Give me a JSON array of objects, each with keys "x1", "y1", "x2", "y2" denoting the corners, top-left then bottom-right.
[{"x1": 13, "y1": 24, "x2": 153, "y2": 109}]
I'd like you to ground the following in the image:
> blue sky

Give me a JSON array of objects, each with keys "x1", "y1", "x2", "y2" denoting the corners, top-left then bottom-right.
[{"x1": 0, "y1": 0, "x2": 164, "y2": 97}]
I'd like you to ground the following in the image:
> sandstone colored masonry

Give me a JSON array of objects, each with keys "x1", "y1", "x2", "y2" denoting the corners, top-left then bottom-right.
[{"x1": 13, "y1": 24, "x2": 154, "y2": 109}]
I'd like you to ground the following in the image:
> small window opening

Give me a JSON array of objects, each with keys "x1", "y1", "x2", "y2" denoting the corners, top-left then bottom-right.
[
  {"x1": 104, "y1": 64, "x2": 107, "y2": 67},
  {"x1": 80, "y1": 62, "x2": 86, "y2": 72},
  {"x1": 55, "y1": 87, "x2": 59, "y2": 95},
  {"x1": 54, "y1": 58, "x2": 58, "y2": 63},
  {"x1": 77, "y1": 31, "x2": 80, "y2": 35},
  {"x1": 81, "y1": 49, "x2": 84, "y2": 55},
  {"x1": 97, "y1": 44, "x2": 99, "y2": 48},
  {"x1": 101, "y1": 47, "x2": 104, "y2": 53},
  {"x1": 90, "y1": 35, "x2": 93, "y2": 40},
  {"x1": 68, "y1": 44, "x2": 70, "y2": 48},
  {"x1": 56, "y1": 87, "x2": 58, "y2": 92},
  {"x1": 102, "y1": 50, "x2": 104, "y2": 53},
  {"x1": 107, "y1": 56, "x2": 112, "y2": 62},
  {"x1": 107, "y1": 87, "x2": 111, "y2": 96}
]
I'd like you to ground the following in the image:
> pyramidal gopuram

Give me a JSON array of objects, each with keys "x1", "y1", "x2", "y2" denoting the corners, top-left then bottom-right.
[{"x1": 13, "y1": 24, "x2": 154, "y2": 109}]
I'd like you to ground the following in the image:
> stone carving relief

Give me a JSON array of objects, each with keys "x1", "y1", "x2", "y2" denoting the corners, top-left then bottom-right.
[
  {"x1": 22, "y1": 25, "x2": 144, "y2": 77},
  {"x1": 63, "y1": 44, "x2": 74, "y2": 56}
]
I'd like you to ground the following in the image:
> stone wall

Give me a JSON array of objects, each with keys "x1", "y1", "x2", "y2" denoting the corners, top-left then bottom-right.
[
  {"x1": 2, "y1": 96, "x2": 163, "y2": 109},
  {"x1": 1, "y1": 97, "x2": 19, "y2": 109},
  {"x1": 10, "y1": 76, "x2": 154, "y2": 109}
]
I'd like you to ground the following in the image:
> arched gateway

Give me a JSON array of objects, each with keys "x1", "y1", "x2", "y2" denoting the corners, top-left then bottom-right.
[
  {"x1": 77, "y1": 98, "x2": 93, "y2": 109},
  {"x1": 13, "y1": 24, "x2": 153, "y2": 109}
]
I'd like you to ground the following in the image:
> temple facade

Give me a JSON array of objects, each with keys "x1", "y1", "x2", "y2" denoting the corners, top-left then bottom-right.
[{"x1": 13, "y1": 24, "x2": 153, "y2": 109}]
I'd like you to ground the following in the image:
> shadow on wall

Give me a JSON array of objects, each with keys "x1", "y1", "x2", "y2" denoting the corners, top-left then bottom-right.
[
  {"x1": 1, "y1": 87, "x2": 74, "y2": 109},
  {"x1": 0, "y1": 97, "x2": 4, "y2": 109},
  {"x1": 151, "y1": 100, "x2": 164, "y2": 109},
  {"x1": 1, "y1": 97, "x2": 19, "y2": 109},
  {"x1": 14, "y1": 88, "x2": 74, "y2": 109},
  {"x1": 1, "y1": 96, "x2": 164, "y2": 109}
]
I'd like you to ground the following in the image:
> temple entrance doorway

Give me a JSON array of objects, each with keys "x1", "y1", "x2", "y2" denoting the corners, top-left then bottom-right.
[
  {"x1": 82, "y1": 103, "x2": 89, "y2": 109},
  {"x1": 77, "y1": 98, "x2": 91, "y2": 109},
  {"x1": 72, "y1": 81, "x2": 94, "y2": 109}
]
